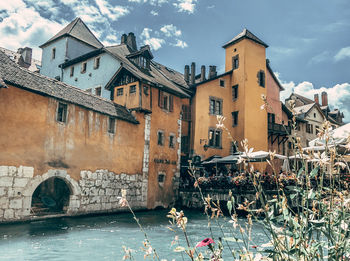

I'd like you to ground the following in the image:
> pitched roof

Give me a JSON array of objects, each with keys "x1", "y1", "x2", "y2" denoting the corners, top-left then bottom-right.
[
  {"x1": 293, "y1": 103, "x2": 315, "y2": 116},
  {"x1": 288, "y1": 93, "x2": 315, "y2": 105},
  {"x1": 266, "y1": 60, "x2": 284, "y2": 90},
  {"x1": 0, "y1": 50, "x2": 137, "y2": 124},
  {"x1": 40, "y1": 18, "x2": 103, "y2": 49},
  {"x1": 104, "y1": 44, "x2": 190, "y2": 98},
  {"x1": 222, "y1": 28, "x2": 268, "y2": 49}
]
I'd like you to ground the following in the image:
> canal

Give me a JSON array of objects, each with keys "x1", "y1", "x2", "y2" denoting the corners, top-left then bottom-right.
[{"x1": 0, "y1": 209, "x2": 268, "y2": 260}]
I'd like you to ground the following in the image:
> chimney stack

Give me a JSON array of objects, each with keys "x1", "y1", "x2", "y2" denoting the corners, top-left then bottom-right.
[
  {"x1": 121, "y1": 34, "x2": 127, "y2": 45},
  {"x1": 321, "y1": 91, "x2": 328, "y2": 106},
  {"x1": 314, "y1": 94, "x2": 319, "y2": 104},
  {"x1": 18, "y1": 47, "x2": 32, "y2": 65},
  {"x1": 200, "y1": 65, "x2": 206, "y2": 82},
  {"x1": 127, "y1": 32, "x2": 137, "y2": 51},
  {"x1": 184, "y1": 65, "x2": 189, "y2": 83},
  {"x1": 208, "y1": 65, "x2": 217, "y2": 79},
  {"x1": 190, "y1": 62, "x2": 196, "y2": 85}
]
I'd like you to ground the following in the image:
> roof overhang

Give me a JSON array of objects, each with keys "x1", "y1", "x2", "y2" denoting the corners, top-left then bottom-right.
[{"x1": 60, "y1": 48, "x2": 105, "y2": 69}]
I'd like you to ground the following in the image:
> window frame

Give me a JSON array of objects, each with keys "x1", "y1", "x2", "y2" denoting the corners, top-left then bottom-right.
[
  {"x1": 51, "y1": 48, "x2": 56, "y2": 60},
  {"x1": 95, "y1": 86, "x2": 102, "y2": 96},
  {"x1": 157, "y1": 130, "x2": 165, "y2": 146},
  {"x1": 81, "y1": 62, "x2": 87, "y2": 74},
  {"x1": 129, "y1": 84, "x2": 136, "y2": 94},
  {"x1": 56, "y1": 102, "x2": 68, "y2": 123},
  {"x1": 232, "y1": 54, "x2": 239, "y2": 70},
  {"x1": 158, "y1": 172, "x2": 166, "y2": 187},
  {"x1": 232, "y1": 85, "x2": 238, "y2": 100},
  {"x1": 208, "y1": 128, "x2": 222, "y2": 149},
  {"x1": 257, "y1": 70, "x2": 265, "y2": 87},
  {"x1": 108, "y1": 117, "x2": 116, "y2": 134},
  {"x1": 169, "y1": 133, "x2": 176, "y2": 148},
  {"x1": 219, "y1": 79, "x2": 225, "y2": 88},
  {"x1": 94, "y1": 57, "x2": 100, "y2": 69},
  {"x1": 70, "y1": 66, "x2": 74, "y2": 77},
  {"x1": 209, "y1": 97, "x2": 223, "y2": 115},
  {"x1": 232, "y1": 111, "x2": 239, "y2": 127},
  {"x1": 116, "y1": 88, "x2": 124, "y2": 96}
]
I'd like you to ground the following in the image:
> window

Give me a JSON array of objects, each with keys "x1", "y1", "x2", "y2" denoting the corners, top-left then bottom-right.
[
  {"x1": 316, "y1": 126, "x2": 320, "y2": 135},
  {"x1": 268, "y1": 113, "x2": 275, "y2": 123},
  {"x1": 108, "y1": 117, "x2": 116, "y2": 134},
  {"x1": 57, "y1": 102, "x2": 67, "y2": 123},
  {"x1": 208, "y1": 128, "x2": 222, "y2": 148},
  {"x1": 94, "y1": 57, "x2": 100, "y2": 69},
  {"x1": 129, "y1": 85, "x2": 136, "y2": 94},
  {"x1": 219, "y1": 79, "x2": 225, "y2": 87},
  {"x1": 232, "y1": 85, "x2": 238, "y2": 100},
  {"x1": 51, "y1": 48, "x2": 56, "y2": 60},
  {"x1": 169, "y1": 134, "x2": 175, "y2": 148},
  {"x1": 232, "y1": 54, "x2": 239, "y2": 69},
  {"x1": 306, "y1": 123, "x2": 313, "y2": 134},
  {"x1": 182, "y1": 105, "x2": 191, "y2": 121},
  {"x1": 158, "y1": 91, "x2": 173, "y2": 112},
  {"x1": 117, "y1": 88, "x2": 124, "y2": 96},
  {"x1": 70, "y1": 67, "x2": 74, "y2": 77},
  {"x1": 81, "y1": 62, "x2": 87, "y2": 74},
  {"x1": 157, "y1": 130, "x2": 164, "y2": 146},
  {"x1": 158, "y1": 173, "x2": 165, "y2": 186},
  {"x1": 232, "y1": 111, "x2": 239, "y2": 126},
  {"x1": 314, "y1": 113, "x2": 316, "y2": 118},
  {"x1": 143, "y1": 85, "x2": 149, "y2": 95},
  {"x1": 209, "y1": 97, "x2": 222, "y2": 115},
  {"x1": 257, "y1": 70, "x2": 265, "y2": 87},
  {"x1": 95, "y1": 87, "x2": 102, "y2": 96}
]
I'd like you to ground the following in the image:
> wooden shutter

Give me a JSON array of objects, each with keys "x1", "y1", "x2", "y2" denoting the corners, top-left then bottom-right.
[
  {"x1": 169, "y1": 95, "x2": 173, "y2": 112},
  {"x1": 158, "y1": 90, "x2": 163, "y2": 108}
]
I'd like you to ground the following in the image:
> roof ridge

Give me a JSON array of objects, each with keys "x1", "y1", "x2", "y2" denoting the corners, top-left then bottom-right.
[{"x1": 67, "y1": 17, "x2": 80, "y2": 34}]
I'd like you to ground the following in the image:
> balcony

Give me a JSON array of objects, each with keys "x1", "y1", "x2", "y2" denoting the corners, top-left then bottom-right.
[{"x1": 268, "y1": 122, "x2": 291, "y2": 135}]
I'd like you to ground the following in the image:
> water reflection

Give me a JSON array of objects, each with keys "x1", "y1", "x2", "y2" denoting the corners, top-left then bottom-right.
[{"x1": 0, "y1": 209, "x2": 268, "y2": 260}]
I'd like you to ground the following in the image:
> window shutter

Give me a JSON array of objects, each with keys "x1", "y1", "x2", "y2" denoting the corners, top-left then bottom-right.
[
  {"x1": 169, "y1": 95, "x2": 173, "y2": 112},
  {"x1": 158, "y1": 90, "x2": 163, "y2": 108}
]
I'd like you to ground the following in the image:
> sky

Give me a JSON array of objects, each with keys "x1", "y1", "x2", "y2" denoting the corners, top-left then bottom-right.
[{"x1": 0, "y1": 0, "x2": 349, "y2": 122}]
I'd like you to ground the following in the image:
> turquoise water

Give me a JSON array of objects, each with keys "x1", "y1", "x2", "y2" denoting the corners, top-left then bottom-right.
[{"x1": 0, "y1": 210, "x2": 268, "y2": 260}]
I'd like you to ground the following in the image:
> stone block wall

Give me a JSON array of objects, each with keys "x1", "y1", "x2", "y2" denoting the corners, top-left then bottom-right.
[{"x1": 0, "y1": 166, "x2": 145, "y2": 223}]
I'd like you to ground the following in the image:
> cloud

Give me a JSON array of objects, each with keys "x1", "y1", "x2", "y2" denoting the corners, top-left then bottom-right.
[
  {"x1": 95, "y1": 0, "x2": 130, "y2": 21},
  {"x1": 277, "y1": 73, "x2": 350, "y2": 122},
  {"x1": 0, "y1": 0, "x2": 65, "y2": 59},
  {"x1": 140, "y1": 28, "x2": 165, "y2": 50},
  {"x1": 270, "y1": 46, "x2": 296, "y2": 56},
  {"x1": 173, "y1": 0, "x2": 197, "y2": 14},
  {"x1": 172, "y1": 39, "x2": 188, "y2": 48},
  {"x1": 160, "y1": 24, "x2": 181, "y2": 37},
  {"x1": 334, "y1": 46, "x2": 350, "y2": 62},
  {"x1": 127, "y1": 0, "x2": 168, "y2": 6},
  {"x1": 150, "y1": 10, "x2": 158, "y2": 16},
  {"x1": 308, "y1": 51, "x2": 330, "y2": 65}
]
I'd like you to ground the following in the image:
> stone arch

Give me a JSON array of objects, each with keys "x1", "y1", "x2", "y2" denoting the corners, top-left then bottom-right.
[{"x1": 22, "y1": 169, "x2": 81, "y2": 217}]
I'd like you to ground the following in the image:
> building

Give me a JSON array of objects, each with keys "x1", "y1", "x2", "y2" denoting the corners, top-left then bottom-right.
[
  {"x1": 0, "y1": 46, "x2": 41, "y2": 72},
  {"x1": 186, "y1": 29, "x2": 289, "y2": 166},
  {"x1": 285, "y1": 92, "x2": 345, "y2": 148}
]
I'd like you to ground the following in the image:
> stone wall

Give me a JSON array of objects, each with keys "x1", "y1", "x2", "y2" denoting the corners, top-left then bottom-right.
[{"x1": 0, "y1": 166, "x2": 145, "y2": 223}]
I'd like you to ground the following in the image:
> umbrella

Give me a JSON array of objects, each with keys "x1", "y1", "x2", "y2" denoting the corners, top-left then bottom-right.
[{"x1": 309, "y1": 123, "x2": 350, "y2": 147}]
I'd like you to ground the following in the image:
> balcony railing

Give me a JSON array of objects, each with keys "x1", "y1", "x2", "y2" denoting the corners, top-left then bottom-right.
[{"x1": 268, "y1": 122, "x2": 291, "y2": 135}]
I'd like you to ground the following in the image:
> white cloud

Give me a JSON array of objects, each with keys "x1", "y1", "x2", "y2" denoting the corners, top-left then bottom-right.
[
  {"x1": 160, "y1": 24, "x2": 181, "y2": 37},
  {"x1": 172, "y1": 39, "x2": 188, "y2": 48},
  {"x1": 150, "y1": 10, "x2": 158, "y2": 16},
  {"x1": 277, "y1": 73, "x2": 350, "y2": 122},
  {"x1": 140, "y1": 28, "x2": 165, "y2": 50},
  {"x1": 173, "y1": 0, "x2": 197, "y2": 14},
  {"x1": 308, "y1": 51, "x2": 330, "y2": 65},
  {"x1": 95, "y1": 0, "x2": 130, "y2": 21},
  {"x1": 127, "y1": 0, "x2": 168, "y2": 6},
  {"x1": 0, "y1": 0, "x2": 65, "y2": 59},
  {"x1": 334, "y1": 46, "x2": 350, "y2": 62}
]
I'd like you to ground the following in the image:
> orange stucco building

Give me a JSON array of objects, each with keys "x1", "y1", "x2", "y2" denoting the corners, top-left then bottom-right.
[{"x1": 188, "y1": 29, "x2": 289, "y2": 164}]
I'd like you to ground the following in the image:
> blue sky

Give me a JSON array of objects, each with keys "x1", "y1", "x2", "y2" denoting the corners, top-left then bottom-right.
[{"x1": 0, "y1": 0, "x2": 349, "y2": 121}]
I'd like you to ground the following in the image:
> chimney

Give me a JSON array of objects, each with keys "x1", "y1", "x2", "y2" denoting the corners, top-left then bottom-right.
[
  {"x1": 321, "y1": 91, "x2": 328, "y2": 106},
  {"x1": 127, "y1": 32, "x2": 137, "y2": 51},
  {"x1": 314, "y1": 94, "x2": 319, "y2": 104},
  {"x1": 121, "y1": 34, "x2": 127, "y2": 45},
  {"x1": 200, "y1": 65, "x2": 206, "y2": 82},
  {"x1": 18, "y1": 47, "x2": 32, "y2": 65},
  {"x1": 208, "y1": 65, "x2": 217, "y2": 79},
  {"x1": 190, "y1": 62, "x2": 195, "y2": 85},
  {"x1": 184, "y1": 65, "x2": 189, "y2": 83}
]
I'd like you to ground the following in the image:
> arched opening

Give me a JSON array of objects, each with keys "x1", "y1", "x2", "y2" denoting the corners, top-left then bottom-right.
[{"x1": 31, "y1": 177, "x2": 71, "y2": 216}]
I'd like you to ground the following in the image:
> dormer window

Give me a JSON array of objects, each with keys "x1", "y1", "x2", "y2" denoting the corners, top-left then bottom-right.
[{"x1": 138, "y1": 56, "x2": 150, "y2": 70}]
